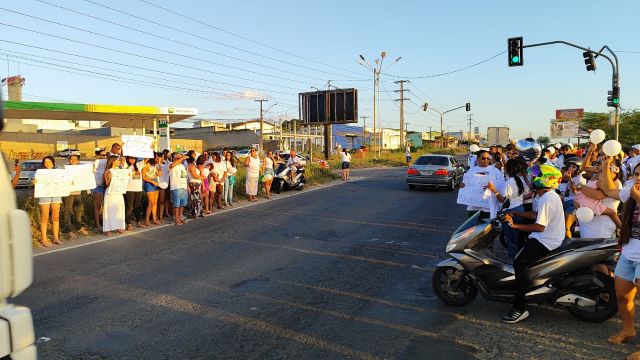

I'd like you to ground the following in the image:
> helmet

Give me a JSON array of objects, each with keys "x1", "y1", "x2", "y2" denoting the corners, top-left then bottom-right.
[
  {"x1": 528, "y1": 164, "x2": 562, "y2": 189},
  {"x1": 563, "y1": 156, "x2": 583, "y2": 171}
]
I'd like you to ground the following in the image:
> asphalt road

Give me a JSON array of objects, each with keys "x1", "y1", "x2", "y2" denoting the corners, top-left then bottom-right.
[{"x1": 16, "y1": 168, "x2": 634, "y2": 359}]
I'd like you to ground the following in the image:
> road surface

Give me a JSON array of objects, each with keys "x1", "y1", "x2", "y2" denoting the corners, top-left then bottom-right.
[{"x1": 17, "y1": 168, "x2": 632, "y2": 359}]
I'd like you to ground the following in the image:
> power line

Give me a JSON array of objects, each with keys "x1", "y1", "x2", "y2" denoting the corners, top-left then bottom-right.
[
  {"x1": 0, "y1": 41, "x2": 295, "y2": 96},
  {"x1": 382, "y1": 51, "x2": 505, "y2": 79},
  {"x1": 33, "y1": 1, "x2": 332, "y2": 83},
  {"x1": 0, "y1": 8, "x2": 316, "y2": 87},
  {"x1": 136, "y1": 0, "x2": 366, "y2": 78}
]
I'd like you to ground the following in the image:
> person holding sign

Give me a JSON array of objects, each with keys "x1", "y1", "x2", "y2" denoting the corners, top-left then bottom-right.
[
  {"x1": 459, "y1": 150, "x2": 503, "y2": 218},
  {"x1": 103, "y1": 155, "x2": 126, "y2": 236},
  {"x1": 35, "y1": 156, "x2": 62, "y2": 247},
  {"x1": 124, "y1": 156, "x2": 144, "y2": 230},
  {"x1": 62, "y1": 155, "x2": 88, "y2": 238},
  {"x1": 93, "y1": 148, "x2": 108, "y2": 232}
]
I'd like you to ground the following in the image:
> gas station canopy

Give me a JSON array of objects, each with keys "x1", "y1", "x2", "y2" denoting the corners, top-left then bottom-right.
[{"x1": 3, "y1": 101, "x2": 197, "y2": 128}]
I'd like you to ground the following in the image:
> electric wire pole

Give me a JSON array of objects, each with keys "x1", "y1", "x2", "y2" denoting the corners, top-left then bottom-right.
[
  {"x1": 394, "y1": 80, "x2": 409, "y2": 148},
  {"x1": 360, "y1": 115, "x2": 368, "y2": 146},
  {"x1": 255, "y1": 99, "x2": 268, "y2": 154}
]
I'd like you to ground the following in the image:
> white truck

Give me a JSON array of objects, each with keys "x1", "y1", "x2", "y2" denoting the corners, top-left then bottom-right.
[{"x1": 0, "y1": 95, "x2": 37, "y2": 359}]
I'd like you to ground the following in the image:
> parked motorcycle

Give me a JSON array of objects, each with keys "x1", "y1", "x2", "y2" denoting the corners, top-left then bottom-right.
[
  {"x1": 432, "y1": 199, "x2": 619, "y2": 322},
  {"x1": 272, "y1": 162, "x2": 305, "y2": 194}
]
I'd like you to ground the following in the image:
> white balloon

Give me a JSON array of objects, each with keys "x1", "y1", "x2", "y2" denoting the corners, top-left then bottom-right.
[
  {"x1": 589, "y1": 129, "x2": 606, "y2": 144},
  {"x1": 603, "y1": 140, "x2": 622, "y2": 157},
  {"x1": 159, "y1": 181, "x2": 168, "y2": 189},
  {"x1": 555, "y1": 143, "x2": 562, "y2": 148},
  {"x1": 576, "y1": 207, "x2": 594, "y2": 223},
  {"x1": 470, "y1": 144, "x2": 480, "y2": 152}
]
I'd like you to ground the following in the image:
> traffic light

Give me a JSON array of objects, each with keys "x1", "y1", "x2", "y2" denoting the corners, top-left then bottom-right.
[
  {"x1": 422, "y1": 103, "x2": 429, "y2": 111},
  {"x1": 583, "y1": 50, "x2": 596, "y2": 72},
  {"x1": 607, "y1": 87, "x2": 620, "y2": 108},
  {"x1": 465, "y1": 103, "x2": 471, "y2": 111},
  {"x1": 508, "y1": 37, "x2": 523, "y2": 67}
]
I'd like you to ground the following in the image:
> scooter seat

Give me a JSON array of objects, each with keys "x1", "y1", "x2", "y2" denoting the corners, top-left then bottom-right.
[{"x1": 534, "y1": 238, "x2": 610, "y2": 263}]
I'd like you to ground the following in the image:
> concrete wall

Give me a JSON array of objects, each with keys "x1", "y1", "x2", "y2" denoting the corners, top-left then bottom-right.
[{"x1": 173, "y1": 129, "x2": 259, "y2": 150}]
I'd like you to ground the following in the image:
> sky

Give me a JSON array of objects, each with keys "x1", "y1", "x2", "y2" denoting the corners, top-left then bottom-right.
[{"x1": 1, "y1": 0, "x2": 638, "y2": 139}]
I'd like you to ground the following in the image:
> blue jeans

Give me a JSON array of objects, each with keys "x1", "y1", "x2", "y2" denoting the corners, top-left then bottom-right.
[
  {"x1": 504, "y1": 205, "x2": 525, "y2": 260},
  {"x1": 224, "y1": 176, "x2": 233, "y2": 205}
]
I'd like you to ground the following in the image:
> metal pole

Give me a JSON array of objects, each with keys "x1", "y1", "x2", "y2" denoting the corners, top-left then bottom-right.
[
  {"x1": 440, "y1": 113, "x2": 444, "y2": 149},
  {"x1": 153, "y1": 117, "x2": 158, "y2": 152},
  {"x1": 372, "y1": 70, "x2": 377, "y2": 154}
]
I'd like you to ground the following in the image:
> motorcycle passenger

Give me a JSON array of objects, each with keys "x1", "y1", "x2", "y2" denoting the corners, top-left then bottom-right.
[
  {"x1": 502, "y1": 164, "x2": 565, "y2": 323},
  {"x1": 287, "y1": 150, "x2": 302, "y2": 185}
]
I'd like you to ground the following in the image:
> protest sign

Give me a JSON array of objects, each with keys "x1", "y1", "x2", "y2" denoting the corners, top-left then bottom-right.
[
  {"x1": 94, "y1": 159, "x2": 107, "y2": 186},
  {"x1": 456, "y1": 172, "x2": 491, "y2": 208},
  {"x1": 122, "y1": 135, "x2": 154, "y2": 158},
  {"x1": 106, "y1": 169, "x2": 130, "y2": 195},
  {"x1": 65, "y1": 164, "x2": 97, "y2": 192},
  {"x1": 34, "y1": 169, "x2": 71, "y2": 198}
]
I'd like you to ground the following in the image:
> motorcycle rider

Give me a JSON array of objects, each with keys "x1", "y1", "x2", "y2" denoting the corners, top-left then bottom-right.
[
  {"x1": 287, "y1": 150, "x2": 302, "y2": 186},
  {"x1": 502, "y1": 164, "x2": 565, "y2": 323}
]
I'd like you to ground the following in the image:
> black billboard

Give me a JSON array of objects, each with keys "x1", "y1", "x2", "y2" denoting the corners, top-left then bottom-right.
[{"x1": 299, "y1": 88, "x2": 358, "y2": 125}]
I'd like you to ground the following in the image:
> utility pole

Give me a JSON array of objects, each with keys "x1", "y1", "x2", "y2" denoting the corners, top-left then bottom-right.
[
  {"x1": 467, "y1": 114, "x2": 473, "y2": 148},
  {"x1": 394, "y1": 80, "x2": 409, "y2": 148},
  {"x1": 254, "y1": 99, "x2": 268, "y2": 154},
  {"x1": 360, "y1": 115, "x2": 368, "y2": 147}
]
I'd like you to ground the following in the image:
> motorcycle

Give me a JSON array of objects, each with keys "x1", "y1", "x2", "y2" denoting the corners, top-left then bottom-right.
[
  {"x1": 272, "y1": 162, "x2": 305, "y2": 194},
  {"x1": 432, "y1": 199, "x2": 619, "y2": 322}
]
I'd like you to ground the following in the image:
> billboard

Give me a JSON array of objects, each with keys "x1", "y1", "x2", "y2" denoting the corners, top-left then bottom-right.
[
  {"x1": 555, "y1": 108, "x2": 584, "y2": 120},
  {"x1": 550, "y1": 119, "x2": 579, "y2": 138},
  {"x1": 299, "y1": 88, "x2": 358, "y2": 125}
]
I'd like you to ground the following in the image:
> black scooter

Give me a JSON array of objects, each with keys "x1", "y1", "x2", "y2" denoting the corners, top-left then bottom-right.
[{"x1": 432, "y1": 199, "x2": 619, "y2": 322}]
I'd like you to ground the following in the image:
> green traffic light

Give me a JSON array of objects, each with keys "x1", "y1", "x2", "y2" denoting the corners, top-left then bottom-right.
[
  {"x1": 613, "y1": 98, "x2": 620, "y2": 104},
  {"x1": 511, "y1": 56, "x2": 520, "y2": 63}
]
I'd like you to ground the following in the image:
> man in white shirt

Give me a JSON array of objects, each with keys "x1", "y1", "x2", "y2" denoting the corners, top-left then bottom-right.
[
  {"x1": 502, "y1": 164, "x2": 564, "y2": 324},
  {"x1": 459, "y1": 150, "x2": 503, "y2": 218},
  {"x1": 287, "y1": 150, "x2": 302, "y2": 185},
  {"x1": 169, "y1": 153, "x2": 188, "y2": 225}
]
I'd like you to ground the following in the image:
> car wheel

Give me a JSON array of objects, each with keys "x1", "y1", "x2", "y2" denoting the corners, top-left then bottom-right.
[
  {"x1": 408, "y1": 184, "x2": 416, "y2": 190},
  {"x1": 448, "y1": 178, "x2": 456, "y2": 191}
]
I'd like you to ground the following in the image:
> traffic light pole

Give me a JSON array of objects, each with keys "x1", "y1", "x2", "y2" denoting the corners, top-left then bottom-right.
[
  {"x1": 521, "y1": 40, "x2": 620, "y2": 140},
  {"x1": 430, "y1": 105, "x2": 466, "y2": 149}
]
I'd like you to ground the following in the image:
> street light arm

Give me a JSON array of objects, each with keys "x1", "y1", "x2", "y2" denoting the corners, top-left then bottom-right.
[
  {"x1": 263, "y1": 103, "x2": 278, "y2": 116},
  {"x1": 524, "y1": 40, "x2": 616, "y2": 75}
]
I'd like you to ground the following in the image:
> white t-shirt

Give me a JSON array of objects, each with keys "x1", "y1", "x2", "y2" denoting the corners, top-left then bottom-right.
[
  {"x1": 225, "y1": 160, "x2": 237, "y2": 176},
  {"x1": 501, "y1": 176, "x2": 529, "y2": 209},
  {"x1": 212, "y1": 160, "x2": 227, "y2": 184},
  {"x1": 125, "y1": 162, "x2": 143, "y2": 192},
  {"x1": 247, "y1": 156, "x2": 261, "y2": 177},
  {"x1": 466, "y1": 165, "x2": 503, "y2": 212},
  {"x1": 529, "y1": 190, "x2": 565, "y2": 250},
  {"x1": 264, "y1": 157, "x2": 274, "y2": 170},
  {"x1": 160, "y1": 161, "x2": 171, "y2": 183},
  {"x1": 340, "y1": 152, "x2": 351, "y2": 163},
  {"x1": 169, "y1": 164, "x2": 188, "y2": 190},
  {"x1": 558, "y1": 174, "x2": 587, "y2": 202}
]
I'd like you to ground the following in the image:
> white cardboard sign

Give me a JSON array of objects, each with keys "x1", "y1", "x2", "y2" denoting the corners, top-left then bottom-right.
[
  {"x1": 122, "y1": 135, "x2": 154, "y2": 159},
  {"x1": 65, "y1": 164, "x2": 97, "y2": 192},
  {"x1": 456, "y1": 173, "x2": 491, "y2": 208},
  {"x1": 34, "y1": 169, "x2": 71, "y2": 198},
  {"x1": 106, "y1": 169, "x2": 130, "y2": 195}
]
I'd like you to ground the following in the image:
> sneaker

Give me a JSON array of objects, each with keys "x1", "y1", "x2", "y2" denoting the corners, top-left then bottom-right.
[{"x1": 502, "y1": 308, "x2": 529, "y2": 324}]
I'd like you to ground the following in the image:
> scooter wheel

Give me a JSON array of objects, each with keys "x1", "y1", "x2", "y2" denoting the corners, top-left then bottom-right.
[
  {"x1": 432, "y1": 266, "x2": 478, "y2": 306},
  {"x1": 566, "y1": 272, "x2": 618, "y2": 323}
]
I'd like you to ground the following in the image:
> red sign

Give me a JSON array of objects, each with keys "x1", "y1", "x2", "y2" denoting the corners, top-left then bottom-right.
[{"x1": 555, "y1": 108, "x2": 584, "y2": 120}]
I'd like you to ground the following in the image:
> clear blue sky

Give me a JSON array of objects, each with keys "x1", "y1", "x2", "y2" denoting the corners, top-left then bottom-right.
[{"x1": 1, "y1": 0, "x2": 638, "y2": 139}]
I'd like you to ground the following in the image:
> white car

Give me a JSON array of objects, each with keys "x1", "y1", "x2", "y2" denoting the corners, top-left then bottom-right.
[
  {"x1": 58, "y1": 148, "x2": 81, "y2": 157},
  {"x1": 11, "y1": 160, "x2": 43, "y2": 187}
]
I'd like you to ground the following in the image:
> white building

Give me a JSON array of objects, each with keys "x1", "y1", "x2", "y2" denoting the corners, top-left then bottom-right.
[{"x1": 230, "y1": 120, "x2": 276, "y2": 134}]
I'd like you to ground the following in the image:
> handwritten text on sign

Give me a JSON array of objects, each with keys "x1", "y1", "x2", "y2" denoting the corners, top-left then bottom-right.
[
  {"x1": 106, "y1": 169, "x2": 130, "y2": 195},
  {"x1": 65, "y1": 164, "x2": 97, "y2": 192},
  {"x1": 34, "y1": 169, "x2": 71, "y2": 198},
  {"x1": 122, "y1": 135, "x2": 154, "y2": 159},
  {"x1": 457, "y1": 173, "x2": 492, "y2": 208}
]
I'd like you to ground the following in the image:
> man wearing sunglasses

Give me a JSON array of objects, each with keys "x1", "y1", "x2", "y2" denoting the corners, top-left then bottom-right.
[{"x1": 460, "y1": 149, "x2": 504, "y2": 218}]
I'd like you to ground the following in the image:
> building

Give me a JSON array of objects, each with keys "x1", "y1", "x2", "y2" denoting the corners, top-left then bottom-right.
[
  {"x1": 486, "y1": 127, "x2": 510, "y2": 146},
  {"x1": 194, "y1": 120, "x2": 227, "y2": 131},
  {"x1": 230, "y1": 120, "x2": 276, "y2": 134},
  {"x1": 406, "y1": 132, "x2": 423, "y2": 148},
  {"x1": 333, "y1": 124, "x2": 366, "y2": 150},
  {"x1": 379, "y1": 128, "x2": 401, "y2": 149}
]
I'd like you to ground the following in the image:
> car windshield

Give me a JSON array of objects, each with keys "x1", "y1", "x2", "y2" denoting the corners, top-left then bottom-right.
[
  {"x1": 414, "y1": 156, "x2": 449, "y2": 166},
  {"x1": 20, "y1": 162, "x2": 42, "y2": 171}
]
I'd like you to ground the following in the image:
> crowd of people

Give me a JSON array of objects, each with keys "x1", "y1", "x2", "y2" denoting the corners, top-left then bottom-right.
[
  {"x1": 18, "y1": 143, "x2": 306, "y2": 248},
  {"x1": 463, "y1": 139, "x2": 640, "y2": 354}
]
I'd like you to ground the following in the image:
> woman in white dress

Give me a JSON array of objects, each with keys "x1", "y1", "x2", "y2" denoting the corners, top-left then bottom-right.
[
  {"x1": 244, "y1": 148, "x2": 261, "y2": 202},
  {"x1": 262, "y1": 150, "x2": 276, "y2": 199},
  {"x1": 103, "y1": 155, "x2": 126, "y2": 236}
]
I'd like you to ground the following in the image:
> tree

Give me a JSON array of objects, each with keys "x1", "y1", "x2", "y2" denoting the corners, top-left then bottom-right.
[
  {"x1": 536, "y1": 136, "x2": 550, "y2": 144},
  {"x1": 582, "y1": 110, "x2": 640, "y2": 147}
]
